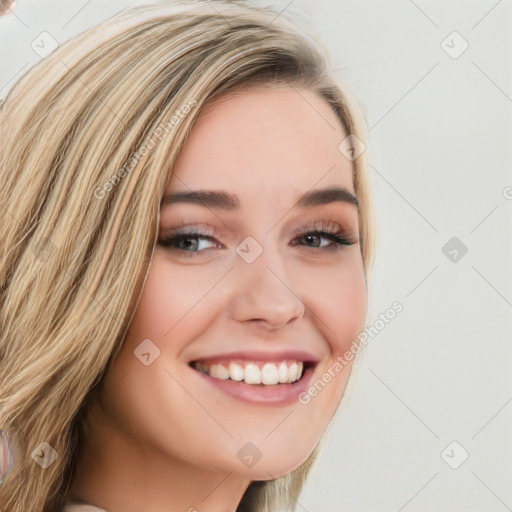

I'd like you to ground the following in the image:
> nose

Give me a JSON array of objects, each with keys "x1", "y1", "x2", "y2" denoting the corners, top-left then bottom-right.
[{"x1": 229, "y1": 243, "x2": 306, "y2": 330}]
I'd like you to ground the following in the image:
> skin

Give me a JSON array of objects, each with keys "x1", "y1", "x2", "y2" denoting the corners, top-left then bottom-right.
[
  {"x1": 0, "y1": 0, "x2": 15, "y2": 16},
  {"x1": 68, "y1": 85, "x2": 367, "y2": 511}
]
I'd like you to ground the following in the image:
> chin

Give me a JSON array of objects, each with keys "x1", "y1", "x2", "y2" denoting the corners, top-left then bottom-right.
[{"x1": 242, "y1": 455, "x2": 311, "y2": 480}]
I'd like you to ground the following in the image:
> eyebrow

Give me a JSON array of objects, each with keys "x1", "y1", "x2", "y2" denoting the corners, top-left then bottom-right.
[{"x1": 161, "y1": 186, "x2": 359, "y2": 210}]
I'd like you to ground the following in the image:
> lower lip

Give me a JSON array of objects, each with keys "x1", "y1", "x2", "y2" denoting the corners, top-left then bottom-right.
[{"x1": 192, "y1": 365, "x2": 316, "y2": 406}]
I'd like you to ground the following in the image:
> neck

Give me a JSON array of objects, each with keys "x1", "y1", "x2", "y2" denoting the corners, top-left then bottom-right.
[{"x1": 67, "y1": 402, "x2": 251, "y2": 512}]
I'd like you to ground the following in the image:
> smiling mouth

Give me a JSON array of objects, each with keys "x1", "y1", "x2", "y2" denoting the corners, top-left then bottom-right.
[{"x1": 190, "y1": 359, "x2": 313, "y2": 386}]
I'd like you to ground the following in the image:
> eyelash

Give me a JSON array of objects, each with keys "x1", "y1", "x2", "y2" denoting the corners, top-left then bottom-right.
[{"x1": 158, "y1": 221, "x2": 357, "y2": 257}]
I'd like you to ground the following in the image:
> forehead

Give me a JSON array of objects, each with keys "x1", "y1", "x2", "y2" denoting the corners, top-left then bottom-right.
[{"x1": 166, "y1": 86, "x2": 355, "y2": 201}]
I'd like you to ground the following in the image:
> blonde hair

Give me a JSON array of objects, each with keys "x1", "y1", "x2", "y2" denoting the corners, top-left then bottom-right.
[{"x1": 0, "y1": 1, "x2": 376, "y2": 510}]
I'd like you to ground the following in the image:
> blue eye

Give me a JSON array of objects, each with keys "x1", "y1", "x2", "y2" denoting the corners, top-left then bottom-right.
[
  {"x1": 158, "y1": 231, "x2": 220, "y2": 254},
  {"x1": 158, "y1": 224, "x2": 356, "y2": 257},
  {"x1": 293, "y1": 230, "x2": 355, "y2": 252}
]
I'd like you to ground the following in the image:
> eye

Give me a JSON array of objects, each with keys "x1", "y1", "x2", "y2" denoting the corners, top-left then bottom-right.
[
  {"x1": 158, "y1": 220, "x2": 357, "y2": 258},
  {"x1": 158, "y1": 229, "x2": 222, "y2": 257},
  {"x1": 293, "y1": 231, "x2": 353, "y2": 252},
  {"x1": 291, "y1": 220, "x2": 357, "y2": 253}
]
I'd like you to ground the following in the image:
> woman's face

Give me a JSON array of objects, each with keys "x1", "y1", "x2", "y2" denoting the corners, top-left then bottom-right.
[{"x1": 94, "y1": 86, "x2": 366, "y2": 480}]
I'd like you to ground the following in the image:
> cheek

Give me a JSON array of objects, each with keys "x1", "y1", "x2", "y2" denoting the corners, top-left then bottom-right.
[
  {"x1": 303, "y1": 254, "x2": 367, "y2": 353},
  {"x1": 104, "y1": 253, "x2": 223, "y2": 410},
  {"x1": 128, "y1": 252, "x2": 222, "y2": 342}
]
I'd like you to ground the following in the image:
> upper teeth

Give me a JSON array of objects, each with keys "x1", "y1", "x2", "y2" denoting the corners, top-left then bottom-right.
[{"x1": 194, "y1": 360, "x2": 304, "y2": 385}]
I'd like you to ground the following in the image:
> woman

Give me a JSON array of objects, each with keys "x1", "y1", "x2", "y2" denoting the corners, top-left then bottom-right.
[{"x1": 0, "y1": 1, "x2": 376, "y2": 510}]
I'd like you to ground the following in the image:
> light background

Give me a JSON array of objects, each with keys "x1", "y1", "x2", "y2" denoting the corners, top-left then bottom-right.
[{"x1": 1, "y1": 1, "x2": 511, "y2": 510}]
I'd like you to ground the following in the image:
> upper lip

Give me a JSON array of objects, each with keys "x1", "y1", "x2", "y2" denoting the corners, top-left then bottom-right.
[{"x1": 190, "y1": 350, "x2": 321, "y2": 365}]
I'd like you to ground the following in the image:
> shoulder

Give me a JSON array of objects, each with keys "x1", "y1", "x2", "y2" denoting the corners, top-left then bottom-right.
[{"x1": 61, "y1": 499, "x2": 106, "y2": 512}]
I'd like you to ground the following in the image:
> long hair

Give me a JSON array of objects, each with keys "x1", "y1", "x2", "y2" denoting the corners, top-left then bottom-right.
[{"x1": 0, "y1": 1, "x2": 377, "y2": 510}]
